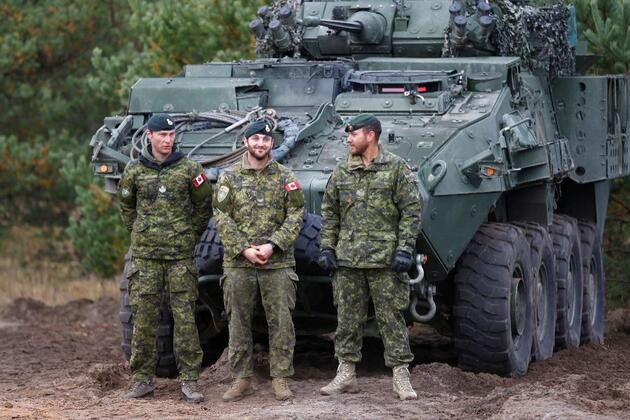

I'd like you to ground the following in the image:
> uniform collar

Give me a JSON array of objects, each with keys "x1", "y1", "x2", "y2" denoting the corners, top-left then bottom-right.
[
  {"x1": 139, "y1": 144, "x2": 184, "y2": 170},
  {"x1": 346, "y1": 147, "x2": 390, "y2": 171},
  {"x1": 240, "y1": 152, "x2": 274, "y2": 172}
]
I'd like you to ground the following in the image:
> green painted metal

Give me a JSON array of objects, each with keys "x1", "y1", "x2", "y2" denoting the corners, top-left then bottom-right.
[{"x1": 90, "y1": 1, "x2": 630, "y2": 333}]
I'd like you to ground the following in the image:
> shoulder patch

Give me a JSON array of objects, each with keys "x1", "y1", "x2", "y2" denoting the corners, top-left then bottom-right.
[
  {"x1": 192, "y1": 172, "x2": 207, "y2": 188},
  {"x1": 284, "y1": 180, "x2": 301, "y2": 192},
  {"x1": 217, "y1": 185, "x2": 230, "y2": 202}
]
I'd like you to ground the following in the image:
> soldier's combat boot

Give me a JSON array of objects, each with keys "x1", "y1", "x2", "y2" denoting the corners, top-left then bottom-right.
[
  {"x1": 125, "y1": 381, "x2": 155, "y2": 399},
  {"x1": 222, "y1": 378, "x2": 255, "y2": 402},
  {"x1": 392, "y1": 365, "x2": 417, "y2": 400},
  {"x1": 181, "y1": 380, "x2": 204, "y2": 403},
  {"x1": 271, "y1": 377, "x2": 293, "y2": 401},
  {"x1": 320, "y1": 361, "x2": 359, "y2": 395}
]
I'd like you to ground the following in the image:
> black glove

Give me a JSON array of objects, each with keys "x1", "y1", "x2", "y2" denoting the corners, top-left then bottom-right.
[
  {"x1": 317, "y1": 248, "x2": 338, "y2": 272},
  {"x1": 391, "y1": 250, "x2": 413, "y2": 273}
]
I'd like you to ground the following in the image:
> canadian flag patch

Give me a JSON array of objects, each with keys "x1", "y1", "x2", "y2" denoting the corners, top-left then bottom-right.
[
  {"x1": 284, "y1": 181, "x2": 300, "y2": 192},
  {"x1": 192, "y1": 172, "x2": 207, "y2": 188}
]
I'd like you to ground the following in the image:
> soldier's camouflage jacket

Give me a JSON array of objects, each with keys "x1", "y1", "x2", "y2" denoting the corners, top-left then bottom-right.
[
  {"x1": 118, "y1": 147, "x2": 213, "y2": 260},
  {"x1": 214, "y1": 154, "x2": 304, "y2": 269},
  {"x1": 321, "y1": 149, "x2": 421, "y2": 268}
]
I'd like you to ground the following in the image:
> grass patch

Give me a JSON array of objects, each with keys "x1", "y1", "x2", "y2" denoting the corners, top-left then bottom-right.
[{"x1": 0, "y1": 225, "x2": 119, "y2": 306}]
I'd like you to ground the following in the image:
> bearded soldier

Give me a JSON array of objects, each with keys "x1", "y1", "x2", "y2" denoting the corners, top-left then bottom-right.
[
  {"x1": 214, "y1": 119, "x2": 304, "y2": 402},
  {"x1": 317, "y1": 113, "x2": 422, "y2": 400},
  {"x1": 118, "y1": 113, "x2": 212, "y2": 402}
]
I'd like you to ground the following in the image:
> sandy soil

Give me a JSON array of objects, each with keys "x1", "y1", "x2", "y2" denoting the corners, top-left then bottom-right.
[{"x1": 1, "y1": 297, "x2": 629, "y2": 419}]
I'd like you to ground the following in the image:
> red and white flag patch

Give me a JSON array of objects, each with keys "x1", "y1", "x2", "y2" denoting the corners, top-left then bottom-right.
[
  {"x1": 192, "y1": 172, "x2": 207, "y2": 188},
  {"x1": 284, "y1": 181, "x2": 300, "y2": 192}
]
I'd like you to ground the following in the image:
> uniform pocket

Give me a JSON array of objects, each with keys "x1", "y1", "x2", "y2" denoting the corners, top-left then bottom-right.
[
  {"x1": 366, "y1": 231, "x2": 397, "y2": 265},
  {"x1": 168, "y1": 261, "x2": 197, "y2": 301},
  {"x1": 286, "y1": 270, "x2": 299, "y2": 311},
  {"x1": 221, "y1": 273, "x2": 232, "y2": 316},
  {"x1": 336, "y1": 230, "x2": 353, "y2": 263},
  {"x1": 393, "y1": 276, "x2": 410, "y2": 311},
  {"x1": 337, "y1": 181, "x2": 357, "y2": 213},
  {"x1": 126, "y1": 264, "x2": 140, "y2": 304}
]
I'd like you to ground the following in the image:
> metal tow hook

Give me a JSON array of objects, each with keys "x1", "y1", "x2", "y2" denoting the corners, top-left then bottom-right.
[{"x1": 408, "y1": 254, "x2": 437, "y2": 323}]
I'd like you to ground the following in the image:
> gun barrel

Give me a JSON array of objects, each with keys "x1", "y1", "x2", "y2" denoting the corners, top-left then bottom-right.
[{"x1": 318, "y1": 18, "x2": 363, "y2": 33}]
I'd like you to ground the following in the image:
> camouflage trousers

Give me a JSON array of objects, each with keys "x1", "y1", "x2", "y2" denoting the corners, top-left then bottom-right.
[
  {"x1": 333, "y1": 267, "x2": 413, "y2": 367},
  {"x1": 128, "y1": 257, "x2": 202, "y2": 382},
  {"x1": 222, "y1": 267, "x2": 298, "y2": 378}
]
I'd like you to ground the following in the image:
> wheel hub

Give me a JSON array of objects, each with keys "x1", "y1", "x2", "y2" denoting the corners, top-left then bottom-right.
[
  {"x1": 586, "y1": 257, "x2": 596, "y2": 328},
  {"x1": 536, "y1": 265, "x2": 548, "y2": 340},
  {"x1": 567, "y1": 256, "x2": 576, "y2": 325},
  {"x1": 511, "y1": 267, "x2": 526, "y2": 342}
]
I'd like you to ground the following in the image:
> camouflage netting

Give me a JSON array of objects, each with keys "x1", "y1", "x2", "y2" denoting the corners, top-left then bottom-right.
[
  {"x1": 253, "y1": 0, "x2": 302, "y2": 58},
  {"x1": 443, "y1": 0, "x2": 574, "y2": 79},
  {"x1": 494, "y1": 0, "x2": 574, "y2": 78}
]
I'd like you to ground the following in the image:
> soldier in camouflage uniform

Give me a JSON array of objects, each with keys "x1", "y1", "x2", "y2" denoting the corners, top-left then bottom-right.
[
  {"x1": 317, "y1": 113, "x2": 421, "y2": 400},
  {"x1": 118, "y1": 114, "x2": 213, "y2": 402},
  {"x1": 214, "y1": 119, "x2": 304, "y2": 402}
]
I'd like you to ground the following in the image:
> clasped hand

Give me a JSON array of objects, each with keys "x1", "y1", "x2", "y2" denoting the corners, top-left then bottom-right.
[{"x1": 242, "y1": 243, "x2": 274, "y2": 265}]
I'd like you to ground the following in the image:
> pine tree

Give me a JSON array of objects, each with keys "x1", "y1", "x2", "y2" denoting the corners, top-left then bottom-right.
[{"x1": 574, "y1": 0, "x2": 630, "y2": 73}]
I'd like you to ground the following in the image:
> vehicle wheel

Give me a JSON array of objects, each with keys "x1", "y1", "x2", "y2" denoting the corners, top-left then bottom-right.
[
  {"x1": 119, "y1": 257, "x2": 177, "y2": 377},
  {"x1": 294, "y1": 213, "x2": 325, "y2": 275},
  {"x1": 453, "y1": 223, "x2": 534, "y2": 377},
  {"x1": 549, "y1": 215, "x2": 583, "y2": 350},
  {"x1": 195, "y1": 219, "x2": 224, "y2": 276},
  {"x1": 513, "y1": 222, "x2": 557, "y2": 361},
  {"x1": 578, "y1": 221, "x2": 605, "y2": 345}
]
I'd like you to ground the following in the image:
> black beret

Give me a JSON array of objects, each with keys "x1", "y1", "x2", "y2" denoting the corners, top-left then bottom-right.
[
  {"x1": 147, "y1": 113, "x2": 176, "y2": 132},
  {"x1": 243, "y1": 119, "x2": 272, "y2": 138},
  {"x1": 345, "y1": 113, "x2": 380, "y2": 132}
]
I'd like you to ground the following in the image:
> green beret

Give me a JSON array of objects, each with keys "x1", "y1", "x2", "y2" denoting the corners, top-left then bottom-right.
[
  {"x1": 244, "y1": 119, "x2": 273, "y2": 138},
  {"x1": 345, "y1": 113, "x2": 380, "y2": 132},
  {"x1": 147, "y1": 113, "x2": 175, "y2": 132}
]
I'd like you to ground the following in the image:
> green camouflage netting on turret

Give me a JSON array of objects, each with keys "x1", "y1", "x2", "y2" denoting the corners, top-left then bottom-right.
[
  {"x1": 443, "y1": 0, "x2": 574, "y2": 78},
  {"x1": 494, "y1": 0, "x2": 574, "y2": 78}
]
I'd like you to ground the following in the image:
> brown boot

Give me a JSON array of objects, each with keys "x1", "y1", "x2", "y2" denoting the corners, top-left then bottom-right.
[
  {"x1": 271, "y1": 377, "x2": 293, "y2": 401},
  {"x1": 222, "y1": 378, "x2": 254, "y2": 402}
]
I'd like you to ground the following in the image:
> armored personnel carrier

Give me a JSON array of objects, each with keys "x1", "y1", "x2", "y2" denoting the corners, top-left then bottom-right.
[{"x1": 90, "y1": 0, "x2": 630, "y2": 377}]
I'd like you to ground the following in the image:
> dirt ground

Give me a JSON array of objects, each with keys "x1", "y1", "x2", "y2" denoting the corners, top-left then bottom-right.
[{"x1": 0, "y1": 298, "x2": 629, "y2": 419}]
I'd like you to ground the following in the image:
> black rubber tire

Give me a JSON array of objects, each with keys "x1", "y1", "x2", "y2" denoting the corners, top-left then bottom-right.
[
  {"x1": 513, "y1": 222, "x2": 557, "y2": 362},
  {"x1": 195, "y1": 218, "x2": 224, "y2": 276},
  {"x1": 578, "y1": 221, "x2": 605, "y2": 345},
  {"x1": 294, "y1": 213, "x2": 325, "y2": 275},
  {"x1": 453, "y1": 223, "x2": 534, "y2": 377},
  {"x1": 549, "y1": 215, "x2": 583, "y2": 351},
  {"x1": 119, "y1": 257, "x2": 178, "y2": 378}
]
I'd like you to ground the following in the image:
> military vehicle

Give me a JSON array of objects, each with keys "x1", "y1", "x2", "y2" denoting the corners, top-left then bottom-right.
[{"x1": 90, "y1": 0, "x2": 630, "y2": 377}]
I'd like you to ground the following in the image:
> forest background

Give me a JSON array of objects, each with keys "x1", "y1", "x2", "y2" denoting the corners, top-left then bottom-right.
[{"x1": 0, "y1": 0, "x2": 628, "y2": 305}]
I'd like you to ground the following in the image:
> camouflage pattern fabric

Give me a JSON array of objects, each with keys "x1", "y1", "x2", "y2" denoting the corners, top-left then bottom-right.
[
  {"x1": 127, "y1": 257, "x2": 203, "y2": 382},
  {"x1": 222, "y1": 267, "x2": 298, "y2": 378},
  {"x1": 118, "y1": 150, "x2": 213, "y2": 260},
  {"x1": 332, "y1": 267, "x2": 413, "y2": 367},
  {"x1": 213, "y1": 154, "x2": 305, "y2": 269},
  {"x1": 320, "y1": 149, "x2": 421, "y2": 268}
]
